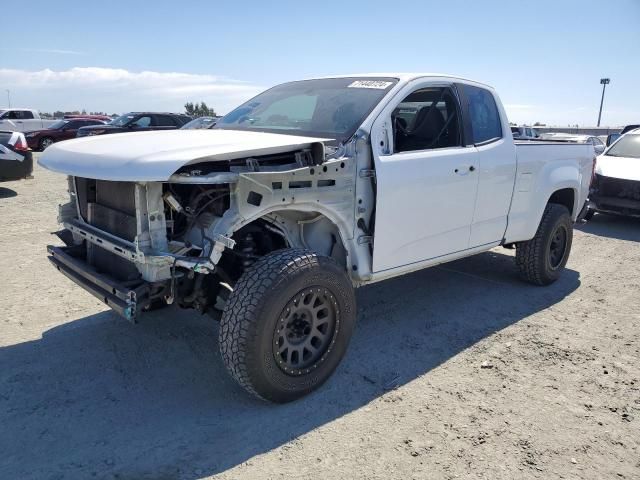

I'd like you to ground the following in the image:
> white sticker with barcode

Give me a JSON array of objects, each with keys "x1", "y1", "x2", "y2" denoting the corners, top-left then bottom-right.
[{"x1": 347, "y1": 80, "x2": 393, "y2": 89}]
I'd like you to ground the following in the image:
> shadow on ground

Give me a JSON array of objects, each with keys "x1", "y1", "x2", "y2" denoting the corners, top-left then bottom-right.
[
  {"x1": 577, "y1": 213, "x2": 640, "y2": 242},
  {"x1": 0, "y1": 251, "x2": 580, "y2": 479},
  {"x1": 0, "y1": 186, "x2": 17, "y2": 199}
]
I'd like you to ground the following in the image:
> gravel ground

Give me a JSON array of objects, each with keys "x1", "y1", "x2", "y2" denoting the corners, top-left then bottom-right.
[{"x1": 1, "y1": 159, "x2": 639, "y2": 480}]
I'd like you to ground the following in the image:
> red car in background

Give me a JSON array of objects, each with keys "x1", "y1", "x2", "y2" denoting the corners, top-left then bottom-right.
[
  {"x1": 24, "y1": 117, "x2": 107, "y2": 151},
  {"x1": 64, "y1": 114, "x2": 113, "y2": 122}
]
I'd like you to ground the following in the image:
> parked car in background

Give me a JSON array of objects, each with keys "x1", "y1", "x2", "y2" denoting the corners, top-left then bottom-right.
[
  {"x1": 539, "y1": 133, "x2": 606, "y2": 155},
  {"x1": 586, "y1": 128, "x2": 640, "y2": 219},
  {"x1": 607, "y1": 124, "x2": 640, "y2": 147},
  {"x1": 64, "y1": 114, "x2": 113, "y2": 122},
  {"x1": 620, "y1": 124, "x2": 640, "y2": 135},
  {"x1": 76, "y1": 112, "x2": 192, "y2": 137},
  {"x1": 40, "y1": 73, "x2": 593, "y2": 402},
  {"x1": 181, "y1": 116, "x2": 220, "y2": 129},
  {"x1": 0, "y1": 131, "x2": 33, "y2": 181},
  {"x1": 25, "y1": 118, "x2": 107, "y2": 151},
  {"x1": 0, "y1": 109, "x2": 57, "y2": 132},
  {"x1": 511, "y1": 126, "x2": 540, "y2": 139}
]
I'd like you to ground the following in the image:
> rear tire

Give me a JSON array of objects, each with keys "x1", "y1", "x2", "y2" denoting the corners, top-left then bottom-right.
[
  {"x1": 516, "y1": 204, "x2": 573, "y2": 286},
  {"x1": 39, "y1": 137, "x2": 54, "y2": 150},
  {"x1": 219, "y1": 249, "x2": 356, "y2": 403}
]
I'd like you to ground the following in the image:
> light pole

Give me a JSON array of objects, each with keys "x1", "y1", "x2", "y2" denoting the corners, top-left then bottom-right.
[
  {"x1": 597, "y1": 78, "x2": 610, "y2": 127},
  {"x1": 5, "y1": 89, "x2": 10, "y2": 108}
]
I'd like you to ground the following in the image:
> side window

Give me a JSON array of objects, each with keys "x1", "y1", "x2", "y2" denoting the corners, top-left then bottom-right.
[
  {"x1": 525, "y1": 128, "x2": 533, "y2": 137},
  {"x1": 462, "y1": 85, "x2": 502, "y2": 145},
  {"x1": 392, "y1": 87, "x2": 462, "y2": 153},
  {"x1": 155, "y1": 115, "x2": 177, "y2": 127},
  {"x1": 5, "y1": 110, "x2": 19, "y2": 119},
  {"x1": 20, "y1": 111, "x2": 35, "y2": 119},
  {"x1": 132, "y1": 116, "x2": 152, "y2": 127},
  {"x1": 65, "y1": 120, "x2": 81, "y2": 129}
]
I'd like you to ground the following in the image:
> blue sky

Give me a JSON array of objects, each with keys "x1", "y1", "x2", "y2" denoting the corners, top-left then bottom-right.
[{"x1": 3, "y1": 0, "x2": 639, "y2": 125}]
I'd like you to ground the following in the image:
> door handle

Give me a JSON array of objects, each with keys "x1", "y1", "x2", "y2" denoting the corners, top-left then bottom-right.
[{"x1": 469, "y1": 165, "x2": 476, "y2": 172}]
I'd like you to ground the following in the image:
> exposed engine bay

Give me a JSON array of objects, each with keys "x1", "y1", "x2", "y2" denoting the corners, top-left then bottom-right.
[{"x1": 52, "y1": 136, "x2": 376, "y2": 321}]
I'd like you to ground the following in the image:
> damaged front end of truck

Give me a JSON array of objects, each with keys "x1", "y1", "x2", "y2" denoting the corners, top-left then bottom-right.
[{"x1": 45, "y1": 133, "x2": 375, "y2": 322}]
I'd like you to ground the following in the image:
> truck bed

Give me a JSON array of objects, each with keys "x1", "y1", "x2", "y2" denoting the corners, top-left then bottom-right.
[{"x1": 502, "y1": 140, "x2": 593, "y2": 243}]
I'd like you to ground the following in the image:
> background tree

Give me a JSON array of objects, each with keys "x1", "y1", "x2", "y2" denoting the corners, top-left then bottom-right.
[{"x1": 184, "y1": 101, "x2": 217, "y2": 117}]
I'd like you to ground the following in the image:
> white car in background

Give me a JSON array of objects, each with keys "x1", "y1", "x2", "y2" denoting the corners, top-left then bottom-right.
[
  {"x1": 586, "y1": 128, "x2": 640, "y2": 219},
  {"x1": 539, "y1": 133, "x2": 606, "y2": 155},
  {"x1": 510, "y1": 126, "x2": 540, "y2": 139}
]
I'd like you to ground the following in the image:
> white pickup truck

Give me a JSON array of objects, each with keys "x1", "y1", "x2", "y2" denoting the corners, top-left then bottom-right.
[
  {"x1": 40, "y1": 74, "x2": 594, "y2": 402},
  {"x1": 0, "y1": 108, "x2": 58, "y2": 132}
]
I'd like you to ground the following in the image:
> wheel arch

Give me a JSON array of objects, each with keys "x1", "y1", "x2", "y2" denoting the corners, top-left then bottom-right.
[{"x1": 216, "y1": 204, "x2": 354, "y2": 273}]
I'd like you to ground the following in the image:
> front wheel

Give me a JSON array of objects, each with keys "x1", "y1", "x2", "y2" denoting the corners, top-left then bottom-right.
[
  {"x1": 516, "y1": 204, "x2": 573, "y2": 286},
  {"x1": 219, "y1": 249, "x2": 357, "y2": 403}
]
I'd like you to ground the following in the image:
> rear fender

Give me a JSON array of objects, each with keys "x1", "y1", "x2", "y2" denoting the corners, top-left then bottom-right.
[{"x1": 504, "y1": 160, "x2": 582, "y2": 243}]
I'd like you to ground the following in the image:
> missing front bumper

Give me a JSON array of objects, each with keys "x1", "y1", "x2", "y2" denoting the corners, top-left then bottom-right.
[{"x1": 47, "y1": 245, "x2": 152, "y2": 322}]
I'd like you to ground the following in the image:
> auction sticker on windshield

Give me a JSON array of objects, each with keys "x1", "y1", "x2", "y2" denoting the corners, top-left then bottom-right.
[{"x1": 347, "y1": 80, "x2": 394, "y2": 89}]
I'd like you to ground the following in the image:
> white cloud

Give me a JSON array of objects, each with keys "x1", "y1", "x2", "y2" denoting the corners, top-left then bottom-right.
[
  {"x1": 0, "y1": 67, "x2": 264, "y2": 114},
  {"x1": 16, "y1": 48, "x2": 86, "y2": 55}
]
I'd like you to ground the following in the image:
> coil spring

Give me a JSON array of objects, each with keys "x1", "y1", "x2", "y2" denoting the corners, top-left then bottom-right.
[{"x1": 239, "y1": 233, "x2": 257, "y2": 269}]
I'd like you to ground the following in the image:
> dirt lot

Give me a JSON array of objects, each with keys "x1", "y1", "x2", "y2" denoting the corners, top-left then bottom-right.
[{"x1": 1, "y1": 159, "x2": 639, "y2": 480}]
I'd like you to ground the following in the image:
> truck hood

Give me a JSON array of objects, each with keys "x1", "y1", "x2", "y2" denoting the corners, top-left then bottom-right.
[
  {"x1": 596, "y1": 153, "x2": 640, "y2": 182},
  {"x1": 39, "y1": 129, "x2": 331, "y2": 181}
]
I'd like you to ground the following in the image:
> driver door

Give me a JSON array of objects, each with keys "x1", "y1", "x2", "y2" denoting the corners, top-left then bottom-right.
[{"x1": 371, "y1": 80, "x2": 479, "y2": 272}]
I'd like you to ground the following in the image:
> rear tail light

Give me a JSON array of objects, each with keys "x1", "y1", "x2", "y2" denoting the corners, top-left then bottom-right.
[
  {"x1": 590, "y1": 156, "x2": 597, "y2": 186},
  {"x1": 13, "y1": 136, "x2": 29, "y2": 152}
]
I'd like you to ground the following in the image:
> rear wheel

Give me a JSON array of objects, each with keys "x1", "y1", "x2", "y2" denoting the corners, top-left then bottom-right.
[
  {"x1": 516, "y1": 204, "x2": 573, "y2": 286},
  {"x1": 219, "y1": 249, "x2": 356, "y2": 402},
  {"x1": 39, "y1": 137, "x2": 54, "y2": 150}
]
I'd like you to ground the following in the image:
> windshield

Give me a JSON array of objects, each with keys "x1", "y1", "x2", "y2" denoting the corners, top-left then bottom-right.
[
  {"x1": 181, "y1": 117, "x2": 217, "y2": 129},
  {"x1": 215, "y1": 77, "x2": 398, "y2": 142},
  {"x1": 49, "y1": 120, "x2": 70, "y2": 130},
  {"x1": 606, "y1": 134, "x2": 640, "y2": 158},
  {"x1": 110, "y1": 114, "x2": 135, "y2": 127}
]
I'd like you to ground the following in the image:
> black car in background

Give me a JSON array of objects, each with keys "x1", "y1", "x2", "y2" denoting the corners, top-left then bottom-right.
[
  {"x1": 76, "y1": 112, "x2": 192, "y2": 137},
  {"x1": 1, "y1": 131, "x2": 33, "y2": 181}
]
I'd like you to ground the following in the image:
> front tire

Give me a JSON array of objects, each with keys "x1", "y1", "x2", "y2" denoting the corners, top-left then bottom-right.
[
  {"x1": 219, "y1": 249, "x2": 356, "y2": 403},
  {"x1": 516, "y1": 204, "x2": 573, "y2": 286}
]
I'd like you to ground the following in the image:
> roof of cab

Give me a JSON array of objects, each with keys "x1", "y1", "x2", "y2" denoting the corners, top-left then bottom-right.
[{"x1": 307, "y1": 73, "x2": 495, "y2": 90}]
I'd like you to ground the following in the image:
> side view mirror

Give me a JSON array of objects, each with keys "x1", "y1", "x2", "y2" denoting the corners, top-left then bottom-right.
[{"x1": 606, "y1": 133, "x2": 621, "y2": 146}]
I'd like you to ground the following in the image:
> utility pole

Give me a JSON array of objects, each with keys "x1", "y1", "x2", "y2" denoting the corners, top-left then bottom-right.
[
  {"x1": 597, "y1": 78, "x2": 610, "y2": 127},
  {"x1": 5, "y1": 89, "x2": 10, "y2": 108}
]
